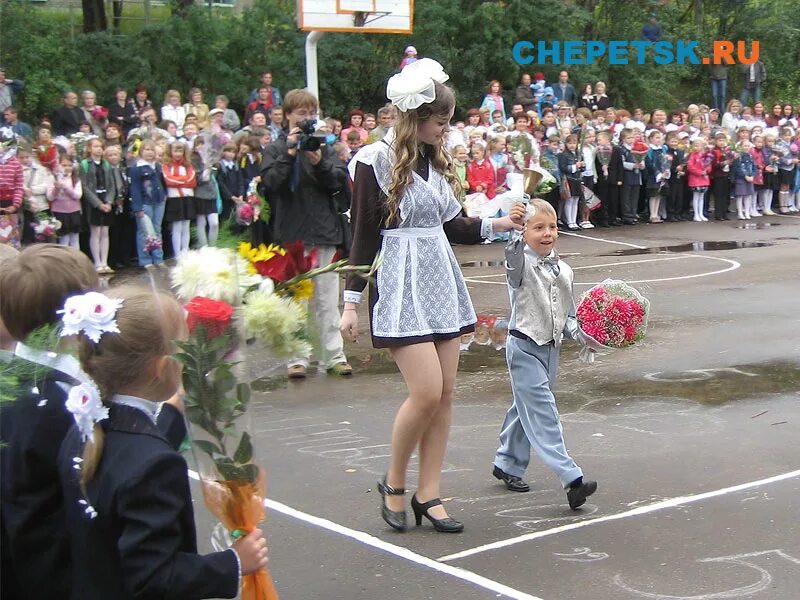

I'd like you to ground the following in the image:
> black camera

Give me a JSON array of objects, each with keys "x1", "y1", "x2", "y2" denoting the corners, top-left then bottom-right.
[{"x1": 296, "y1": 119, "x2": 327, "y2": 152}]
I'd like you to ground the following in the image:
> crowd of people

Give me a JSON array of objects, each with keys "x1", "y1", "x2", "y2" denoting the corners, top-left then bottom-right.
[{"x1": 2, "y1": 66, "x2": 800, "y2": 268}]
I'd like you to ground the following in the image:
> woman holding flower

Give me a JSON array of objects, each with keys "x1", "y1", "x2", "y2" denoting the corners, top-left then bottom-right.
[{"x1": 340, "y1": 59, "x2": 524, "y2": 533}]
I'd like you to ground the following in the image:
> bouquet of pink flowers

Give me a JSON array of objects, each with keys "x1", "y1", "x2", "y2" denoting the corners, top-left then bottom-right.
[
  {"x1": 237, "y1": 180, "x2": 269, "y2": 227},
  {"x1": 31, "y1": 212, "x2": 62, "y2": 242},
  {"x1": 140, "y1": 212, "x2": 162, "y2": 253},
  {"x1": 576, "y1": 279, "x2": 650, "y2": 362}
]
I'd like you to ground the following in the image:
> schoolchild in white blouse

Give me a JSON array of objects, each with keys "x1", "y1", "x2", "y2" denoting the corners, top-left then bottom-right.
[{"x1": 340, "y1": 59, "x2": 525, "y2": 533}]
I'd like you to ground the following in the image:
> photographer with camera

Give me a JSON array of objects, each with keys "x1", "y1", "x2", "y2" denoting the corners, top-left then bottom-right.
[{"x1": 261, "y1": 89, "x2": 353, "y2": 380}]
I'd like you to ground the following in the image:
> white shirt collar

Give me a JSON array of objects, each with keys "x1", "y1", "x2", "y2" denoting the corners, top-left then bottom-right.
[{"x1": 112, "y1": 394, "x2": 162, "y2": 424}]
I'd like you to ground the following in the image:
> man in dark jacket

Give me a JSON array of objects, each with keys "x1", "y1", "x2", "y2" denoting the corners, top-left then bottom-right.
[
  {"x1": 52, "y1": 91, "x2": 85, "y2": 137},
  {"x1": 260, "y1": 89, "x2": 352, "y2": 379},
  {"x1": 552, "y1": 71, "x2": 578, "y2": 107},
  {"x1": 739, "y1": 60, "x2": 766, "y2": 105},
  {"x1": 515, "y1": 73, "x2": 537, "y2": 113}
]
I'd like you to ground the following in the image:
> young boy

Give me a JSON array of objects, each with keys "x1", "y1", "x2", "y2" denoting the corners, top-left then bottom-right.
[
  {"x1": 216, "y1": 142, "x2": 244, "y2": 221},
  {"x1": 593, "y1": 130, "x2": 623, "y2": 226},
  {"x1": 492, "y1": 199, "x2": 598, "y2": 510},
  {"x1": 664, "y1": 132, "x2": 686, "y2": 221},
  {"x1": 0, "y1": 244, "x2": 98, "y2": 598},
  {"x1": 619, "y1": 128, "x2": 644, "y2": 224}
]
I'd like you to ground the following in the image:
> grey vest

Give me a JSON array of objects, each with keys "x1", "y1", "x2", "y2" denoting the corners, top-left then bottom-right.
[{"x1": 505, "y1": 238, "x2": 575, "y2": 346}]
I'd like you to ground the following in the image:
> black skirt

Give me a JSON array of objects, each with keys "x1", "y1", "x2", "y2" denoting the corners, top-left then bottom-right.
[
  {"x1": 86, "y1": 202, "x2": 114, "y2": 227},
  {"x1": 565, "y1": 176, "x2": 582, "y2": 197},
  {"x1": 53, "y1": 211, "x2": 82, "y2": 234},
  {"x1": 194, "y1": 196, "x2": 217, "y2": 216},
  {"x1": 165, "y1": 196, "x2": 197, "y2": 222},
  {"x1": 778, "y1": 168, "x2": 795, "y2": 187}
]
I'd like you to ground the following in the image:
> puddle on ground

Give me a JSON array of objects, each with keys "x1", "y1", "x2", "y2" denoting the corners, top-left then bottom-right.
[
  {"x1": 344, "y1": 343, "x2": 511, "y2": 377},
  {"x1": 460, "y1": 259, "x2": 505, "y2": 268},
  {"x1": 735, "y1": 222, "x2": 780, "y2": 230},
  {"x1": 598, "y1": 362, "x2": 800, "y2": 405},
  {"x1": 605, "y1": 241, "x2": 774, "y2": 256}
]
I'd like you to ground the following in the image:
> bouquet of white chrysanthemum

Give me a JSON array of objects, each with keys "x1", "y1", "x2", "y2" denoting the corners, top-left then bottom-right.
[{"x1": 170, "y1": 246, "x2": 262, "y2": 305}]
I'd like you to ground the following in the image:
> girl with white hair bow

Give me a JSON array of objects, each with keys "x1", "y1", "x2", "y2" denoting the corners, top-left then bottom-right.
[{"x1": 340, "y1": 59, "x2": 525, "y2": 533}]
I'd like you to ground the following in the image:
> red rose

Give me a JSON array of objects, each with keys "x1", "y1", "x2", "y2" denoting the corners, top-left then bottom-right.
[{"x1": 185, "y1": 296, "x2": 234, "y2": 340}]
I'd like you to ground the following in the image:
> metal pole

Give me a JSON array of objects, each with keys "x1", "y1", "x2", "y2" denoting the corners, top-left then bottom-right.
[{"x1": 305, "y1": 31, "x2": 326, "y2": 101}]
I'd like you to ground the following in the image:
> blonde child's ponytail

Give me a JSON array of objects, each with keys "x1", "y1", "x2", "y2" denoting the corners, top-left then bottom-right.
[{"x1": 80, "y1": 426, "x2": 105, "y2": 490}]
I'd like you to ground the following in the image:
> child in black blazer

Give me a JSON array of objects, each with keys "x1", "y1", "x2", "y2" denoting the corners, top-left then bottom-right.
[
  {"x1": 0, "y1": 244, "x2": 100, "y2": 600},
  {"x1": 57, "y1": 286, "x2": 268, "y2": 600},
  {"x1": 217, "y1": 143, "x2": 245, "y2": 222}
]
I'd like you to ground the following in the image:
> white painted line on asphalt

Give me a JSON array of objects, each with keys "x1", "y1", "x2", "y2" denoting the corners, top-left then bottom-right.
[
  {"x1": 187, "y1": 470, "x2": 545, "y2": 600},
  {"x1": 572, "y1": 255, "x2": 689, "y2": 270},
  {"x1": 436, "y1": 468, "x2": 800, "y2": 563},
  {"x1": 464, "y1": 254, "x2": 740, "y2": 286},
  {"x1": 573, "y1": 254, "x2": 741, "y2": 285},
  {"x1": 557, "y1": 231, "x2": 648, "y2": 249}
]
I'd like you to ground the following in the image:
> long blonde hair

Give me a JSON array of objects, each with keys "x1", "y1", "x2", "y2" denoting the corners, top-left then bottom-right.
[
  {"x1": 76, "y1": 286, "x2": 184, "y2": 488},
  {"x1": 385, "y1": 81, "x2": 461, "y2": 226}
]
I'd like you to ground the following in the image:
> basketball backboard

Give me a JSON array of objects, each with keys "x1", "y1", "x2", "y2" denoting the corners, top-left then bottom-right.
[{"x1": 297, "y1": 0, "x2": 413, "y2": 33}]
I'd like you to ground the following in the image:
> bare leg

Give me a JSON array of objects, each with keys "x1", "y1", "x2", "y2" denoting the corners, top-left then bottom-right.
[
  {"x1": 385, "y1": 342, "x2": 444, "y2": 512},
  {"x1": 416, "y1": 337, "x2": 460, "y2": 519}
]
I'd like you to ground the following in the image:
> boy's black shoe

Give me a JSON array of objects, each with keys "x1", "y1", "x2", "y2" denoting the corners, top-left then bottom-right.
[
  {"x1": 492, "y1": 466, "x2": 530, "y2": 492},
  {"x1": 567, "y1": 478, "x2": 597, "y2": 510}
]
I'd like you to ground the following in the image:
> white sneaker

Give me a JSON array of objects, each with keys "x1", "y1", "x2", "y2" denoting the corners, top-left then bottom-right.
[
  {"x1": 579, "y1": 221, "x2": 595, "y2": 229},
  {"x1": 750, "y1": 211, "x2": 762, "y2": 217},
  {"x1": 701, "y1": 215, "x2": 709, "y2": 221},
  {"x1": 763, "y1": 209, "x2": 775, "y2": 215},
  {"x1": 790, "y1": 207, "x2": 799, "y2": 213},
  {"x1": 737, "y1": 214, "x2": 745, "y2": 220}
]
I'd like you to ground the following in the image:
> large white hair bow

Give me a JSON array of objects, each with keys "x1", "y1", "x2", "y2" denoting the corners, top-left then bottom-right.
[{"x1": 386, "y1": 58, "x2": 450, "y2": 112}]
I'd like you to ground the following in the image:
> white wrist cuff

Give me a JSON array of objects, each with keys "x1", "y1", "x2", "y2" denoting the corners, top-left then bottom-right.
[
  {"x1": 480, "y1": 218, "x2": 494, "y2": 239},
  {"x1": 343, "y1": 290, "x2": 362, "y2": 304}
]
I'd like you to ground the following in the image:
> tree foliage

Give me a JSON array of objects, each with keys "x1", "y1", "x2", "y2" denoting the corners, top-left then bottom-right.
[{"x1": 1, "y1": 0, "x2": 798, "y2": 122}]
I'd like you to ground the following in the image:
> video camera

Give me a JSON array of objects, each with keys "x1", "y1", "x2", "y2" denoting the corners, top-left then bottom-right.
[{"x1": 296, "y1": 119, "x2": 329, "y2": 152}]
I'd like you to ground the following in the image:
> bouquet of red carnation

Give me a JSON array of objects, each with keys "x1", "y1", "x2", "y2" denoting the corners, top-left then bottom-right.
[
  {"x1": 630, "y1": 140, "x2": 649, "y2": 164},
  {"x1": 576, "y1": 279, "x2": 650, "y2": 362}
]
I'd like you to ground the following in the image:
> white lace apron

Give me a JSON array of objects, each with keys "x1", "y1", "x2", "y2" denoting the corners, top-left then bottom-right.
[{"x1": 350, "y1": 130, "x2": 477, "y2": 339}]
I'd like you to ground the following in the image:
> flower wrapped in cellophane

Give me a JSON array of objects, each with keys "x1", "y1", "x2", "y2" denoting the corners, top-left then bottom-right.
[
  {"x1": 31, "y1": 212, "x2": 61, "y2": 242},
  {"x1": 170, "y1": 244, "x2": 379, "y2": 600},
  {"x1": 140, "y1": 212, "x2": 163, "y2": 254},
  {"x1": 576, "y1": 279, "x2": 650, "y2": 363}
]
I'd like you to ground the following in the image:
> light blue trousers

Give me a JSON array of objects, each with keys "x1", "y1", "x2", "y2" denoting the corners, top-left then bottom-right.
[{"x1": 493, "y1": 334, "x2": 583, "y2": 489}]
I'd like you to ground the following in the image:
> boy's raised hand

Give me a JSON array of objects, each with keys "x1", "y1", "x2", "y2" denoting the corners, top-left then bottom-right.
[{"x1": 508, "y1": 202, "x2": 526, "y2": 228}]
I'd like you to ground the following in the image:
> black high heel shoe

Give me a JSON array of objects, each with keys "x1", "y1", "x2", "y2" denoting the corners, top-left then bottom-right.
[
  {"x1": 377, "y1": 477, "x2": 407, "y2": 532},
  {"x1": 411, "y1": 494, "x2": 464, "y2": 533}
]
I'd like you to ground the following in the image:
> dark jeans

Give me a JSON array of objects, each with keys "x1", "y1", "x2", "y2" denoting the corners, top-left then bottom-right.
[
  {"x1": 711, "y1": 78, "x2": 727, "y2": 112},
  {"x1": 712, "y1": 176, "x2": 731, "y2": 219},
  {"x1": 740, "y1": 84, "x2": 762, "y2": 105},
  {"x1": 667, "y1": 178, "x2": 685, "y2": 218},
  {"x1": 620, "y1": 184, "x2": 640, "y2": 222}
]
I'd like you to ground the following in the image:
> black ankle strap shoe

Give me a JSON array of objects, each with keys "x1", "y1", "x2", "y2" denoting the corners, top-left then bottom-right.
[
  {"x1": 377, "y1": 477, "x2": 407, "y2": 532},
  {"x1": 411, "y1": 494, "x2": 464, "y2": 533}
]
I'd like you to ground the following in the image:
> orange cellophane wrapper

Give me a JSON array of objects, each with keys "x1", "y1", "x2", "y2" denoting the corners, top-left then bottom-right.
[{"x1": 199, "y1": 466, "x2": 279, "y2": 600}]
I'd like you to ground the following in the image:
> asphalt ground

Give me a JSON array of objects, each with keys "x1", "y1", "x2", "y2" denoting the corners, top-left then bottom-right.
[{"x1": 113, "y1": 213, "x2": 800, "y2": 600}]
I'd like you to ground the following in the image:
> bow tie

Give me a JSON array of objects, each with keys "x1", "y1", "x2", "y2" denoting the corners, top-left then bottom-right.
[{"x1": 536, "y1": 253, "x2": 560, "y2": 269}]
